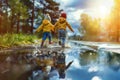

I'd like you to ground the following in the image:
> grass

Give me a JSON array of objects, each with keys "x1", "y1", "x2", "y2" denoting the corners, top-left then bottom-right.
[{"x1": 0, "y1": 33, "x2": 40, "y2": 49}]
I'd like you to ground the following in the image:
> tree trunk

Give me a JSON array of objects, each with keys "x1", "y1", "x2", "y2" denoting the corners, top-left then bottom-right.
[
  {"x1": 0, "y1": 15, "x2": 1, "y2": 34},
  {"x1": 31, "y1": 0, "x2": 35, "y2": 34},
  {"x1": 10, "y1": 14, "x2": 14, "y2": 33},
  {"x1": 17, "y1": 14, "x2": 20, "y2": 33}
]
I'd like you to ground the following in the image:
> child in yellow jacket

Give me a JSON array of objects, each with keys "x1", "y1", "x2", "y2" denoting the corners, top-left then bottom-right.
[
  {"x1": 36, "y1": 19, "x2": 54, "y2": 47},
  {"x1": 54, "y1": 12, "x2": 74, "y2": 47}
]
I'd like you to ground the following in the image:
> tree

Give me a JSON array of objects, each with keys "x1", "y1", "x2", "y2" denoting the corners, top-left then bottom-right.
[
  {"x1": 21, "y1": 0, "x2": 61, "y2": 33},
  {"x1": 30, "y1": 0, "x2": 35, "y2": 34},
  {"x1": 0, "y1": 0, "x2": 11, "y2": 33},
  {"x1": 80, "y1": 13, "x2": 101, "y2": 41},
  {"x1": 0, "y1": 0, "x2": 61, "y2": 34},
  {"x1": 9, "y1": 0, "x2": 29, "y2": 33},
  {"x1": 108, "y1": 0, "x2": 120, "y2": 42},
  {"x1": 39, "y1": 0, "x2": 61, "y2": 24}
]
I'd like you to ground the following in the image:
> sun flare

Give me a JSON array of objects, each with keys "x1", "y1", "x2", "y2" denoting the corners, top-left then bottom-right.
[
  {"x1": 89, "y1": 0, "x2": 114, "y2": 19},
  {"x1": 98, "y1": 5, "x2": 110, "y2": 18}
]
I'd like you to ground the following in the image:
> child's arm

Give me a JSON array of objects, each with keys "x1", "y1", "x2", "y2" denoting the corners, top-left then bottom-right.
[
  {"x1": 66, "y1": 22, "x2": 74, "y2": 32},
  {"x1": 36, "y1": 24, "x2": 43, "y2": 32},
  {"x1": 50, "y1": 23, "x2": 55, "y2": 32}
]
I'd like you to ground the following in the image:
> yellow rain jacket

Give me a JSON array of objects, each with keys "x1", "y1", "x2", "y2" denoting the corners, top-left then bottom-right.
[
  {"x1": 54, "y1": 17, "x2": 74, "y2": 32},
  {"x1": 36, "y1": 19, "x2": 54, "y2": 32}
]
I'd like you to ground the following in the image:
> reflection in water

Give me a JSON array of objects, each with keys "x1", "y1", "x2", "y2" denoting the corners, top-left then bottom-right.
[
  {"x1": 79, "y1": 50, "x2": 99, "y2": 66},
  {"x1": 79, "y1": 48, "x2": 120, "y2": 71},
  {"x1": 1, "y1": 45, "x2": 120, "y2": 80},
  {"x1": 0, "y1": 50, "x2": 37, "y2": 80},
  {"x1": 107, "y1": 52, "x2": 120, "y2": 71},
  {"x1": 98, "y1": 48, "x2": 120, "y2": 71},
  {"x1": 88, "y1": 66, "x2": 99, "y2": 72},
  {"x1": 66, "y1": 46, "x2": 120, "y2": 80},
  {"x1": 0, "y1": 49, "x2": 73, "y2": 80},
  {"x1": 91, "y1": 76, "x2": 102, "y2": 80}
]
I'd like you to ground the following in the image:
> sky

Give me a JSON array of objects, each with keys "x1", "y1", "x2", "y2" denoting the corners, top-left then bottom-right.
[{"x1": 56, "y1": 0, "x2": 114, "y2": 36}]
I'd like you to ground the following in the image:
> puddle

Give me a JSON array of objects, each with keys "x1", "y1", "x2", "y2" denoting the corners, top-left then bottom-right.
[
  {"x1": 66, "y1": 45, "x2": 120, "y2": 80},
  {"x1": 0, "y1": 43, "x2": 120, "y2": 80}
]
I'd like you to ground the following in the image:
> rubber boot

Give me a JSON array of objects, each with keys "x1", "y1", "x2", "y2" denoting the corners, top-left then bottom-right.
[
  {"x1": 59, "y1": 41, "x2": 61, "y2": 45},
  {"x1": 49, "y1": 41, "x2": 52, "y2": 44},
  {"x1": 62, "y1": 44, "x2": 65, "y2": 48},
  {"x1": 40, "y1": 40, "x2": 45, "y2": 48}
]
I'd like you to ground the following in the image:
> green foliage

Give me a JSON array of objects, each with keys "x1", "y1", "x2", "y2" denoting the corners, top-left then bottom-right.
[
  {"x1": 0, "y1": 0, "x2": 60, "y2": 34},
  {"x1": 107, "y1": 0, "x2": 120, "y2": 42},
  {"x1": 40, "y1": 0, "x2": 61, "y2": 24},
  {"x1": 9, "y1": 0, "x2": 29, "y2": 22},
  {"x1": 0, "y1": 33, "x2": 39, "y2": 48},
  {"x1": 80, "y1": 13, "x2": 101, "y2": 41}
]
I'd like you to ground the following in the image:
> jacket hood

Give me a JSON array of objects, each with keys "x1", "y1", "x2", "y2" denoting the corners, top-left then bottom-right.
[
  {"x1": 59, "y1": 17, "x2": 66, "y2": 23},
  {"x1": 42, "y1": 19, "x2": 49, "y2": 24}
]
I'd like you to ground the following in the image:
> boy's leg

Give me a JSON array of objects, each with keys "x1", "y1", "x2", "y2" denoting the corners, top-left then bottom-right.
[
  {"x1": 58, "y1": 30, "x2": 62, "y2": 45},
  {"x1": 40, "y1": 40, "x2": 45, "y2": 48},
  {"x1": 48, "y1": 32, "x2": 52, "y2": 44},
  {"x1": 61, "y1": 37, "x2": 66, "y2": 47},
  {"x1": 61, "y1": 30, "x2": 66, "y2": 47},
  {"x1": 59, "y1": 40, "x2": 61, "y2": 45},
  {"x1": 41, "y1": 32, "x2": 47, "y2": 47}
]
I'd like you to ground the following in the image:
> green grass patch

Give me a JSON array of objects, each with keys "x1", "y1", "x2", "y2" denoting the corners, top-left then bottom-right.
[{"x1": 0, "y1": 33, "x2": 40, "y2": 48}]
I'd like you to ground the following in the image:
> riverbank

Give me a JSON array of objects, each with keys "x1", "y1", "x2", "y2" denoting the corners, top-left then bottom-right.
[{"x1": 70, "y1": 40, "x2": 120, "y2": 54}]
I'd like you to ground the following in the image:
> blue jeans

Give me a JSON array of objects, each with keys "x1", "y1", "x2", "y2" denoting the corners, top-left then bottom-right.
[
  {"x1": 58, "y1": 29, "x2": 66, "y2": 46},
  {"x1": 42, "y1": 32, "x2": 52, "y2": 42}
]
